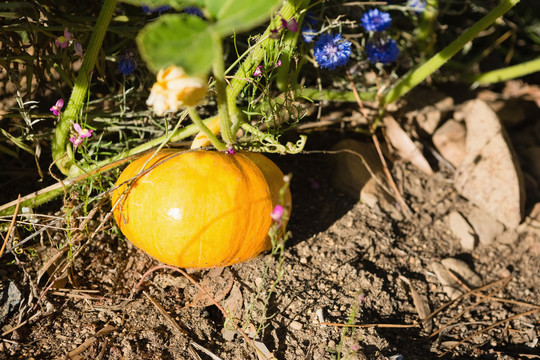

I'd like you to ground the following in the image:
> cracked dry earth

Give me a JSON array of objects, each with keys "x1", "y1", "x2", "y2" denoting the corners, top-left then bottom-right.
[{"x1": 1, "y1": 105, "x2": 540, "y2": 359}]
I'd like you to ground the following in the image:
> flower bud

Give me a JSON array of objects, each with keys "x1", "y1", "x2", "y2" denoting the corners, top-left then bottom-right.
[{"x1": 146, "y1": 65, "x2": 207, "y2": 116}]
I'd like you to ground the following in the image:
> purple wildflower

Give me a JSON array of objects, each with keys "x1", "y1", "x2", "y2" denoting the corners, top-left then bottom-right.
[
  {"x1": 281, "y1": 17, "x2": 299, "y2": 32},
  {"x1": 50, "y1": 99, "x2": 64, "y2": 116},
  {"x1": 69, "y1": 123, "x2": 93, "y2": 147},
  {"x1": 253, "y1": 66, "x2": 263, "y2": 77},
  {"x1": 74, "y1": 42, "x2": 83, "y2": 57},
  {"x1": 55, "y1": 28, "x2": 72, "y2": 48}
]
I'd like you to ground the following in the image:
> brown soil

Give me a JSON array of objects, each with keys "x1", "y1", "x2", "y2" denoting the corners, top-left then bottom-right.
[{"x1": 1, "y1": 95, "x2": 539, "y2": 360}]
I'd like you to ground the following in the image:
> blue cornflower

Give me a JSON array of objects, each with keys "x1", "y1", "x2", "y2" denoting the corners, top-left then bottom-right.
[
  {"x1": 365, "y1": 38, "x2": 400, "y2": 64},
  {"x1": 142, "y1": 5, "x2": 171, "y2": 15},
  {"x1": 314, "y1": 33, "x2": 352, "y2": 70},
  {"x1": 118, "y1": 51, "x2": 137, "y2": 76},
  {"x1": 184, "y1": 6, "x2": 203, "y2": 16},
  {"x1": 301, "y1": 11, "x2": 318, "y2": 43},
  {"x1": 361, "y1": 9, "x2": 392, "y2": 32},
  {"x1": 302, "y1": 24, "x2": 317, "y2": 43},
  {"x1": 407, "y1": 0, "x2": 426, "y2": 13}
]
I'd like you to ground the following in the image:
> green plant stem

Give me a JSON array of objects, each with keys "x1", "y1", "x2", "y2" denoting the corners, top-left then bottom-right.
[
  {"x1": 383, "y1": 0, "x2": 520, "y2": 106},
  {"x1": 276, "y1": 13, "x2": 303, "y2": 92},
  {"x1": 297, "y1": 87, "x2": 377, "y2": 102},
  {"x1": 227, "y1": 0, "x2": 310, "y2": 134},
  {"x1": 212, "y1": 32, "x2": 235, "y2": 145},
  {"x1": 51, "y1": 0, "x2": 118, "y2": 176},
  {"x1": 467, "y1": 57, "x2": 540, "y2": 84},
  {"x1": 187, "y1": 107, "x2": 226, "y2": 150},
  {"x1": 416, "y1": 0, "x2": 438, "y2": 56}
]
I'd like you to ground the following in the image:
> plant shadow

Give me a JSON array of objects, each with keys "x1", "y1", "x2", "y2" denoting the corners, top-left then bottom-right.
[{"x1": 268, "y1": 133, "x2": 359, "y2": 247}]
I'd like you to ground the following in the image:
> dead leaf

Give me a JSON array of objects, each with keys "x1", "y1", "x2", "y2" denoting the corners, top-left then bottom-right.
[
  {"x1": 221, "y1": 284, "x2": 244, "y2": 341},
  {"x1": 253, "y1": 340, "x2": 274, "y2": 360},
  {"x1": 400, "y1": 276, "x2": 432, "y2": 333},
  {"x1": 384, "y1": 116, "x2": 433, "y2": 175},
  {"x1": 36, "y1": 247, "x2": 68, "y2": 289},
  {"x1": 223, "y1": 283, "x2": 243, "y2": 317},
  {"x1": 188, "y1": 267, "x2": 234, "y2": 308}
]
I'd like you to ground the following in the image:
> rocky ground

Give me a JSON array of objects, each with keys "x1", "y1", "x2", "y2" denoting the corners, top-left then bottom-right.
[{"x1": 1, "y1": 83, "x2": 539, "y2": 359}]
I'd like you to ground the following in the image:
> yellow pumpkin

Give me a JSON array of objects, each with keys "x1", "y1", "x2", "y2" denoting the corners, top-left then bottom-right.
[{"x1": 111, "y1": 150, "x2": 291, "y2": 268}]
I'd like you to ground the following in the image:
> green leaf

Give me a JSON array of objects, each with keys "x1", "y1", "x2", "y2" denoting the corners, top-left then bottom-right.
[
  {"x1": 137, "y1": 14, "x2": 214, "y2": 75},
  {"x1": 0, "y1": 143, "x2": 18, "y2": 159},
  {"x1": 120, "y1": 0, "x2": 204, "y2": 9},
  {"x1": 208, "y1": 0, "x2": 281, "y2": 36},
  {"x1": 0, "y1": 128, "x2": 34, "y2": 155}
]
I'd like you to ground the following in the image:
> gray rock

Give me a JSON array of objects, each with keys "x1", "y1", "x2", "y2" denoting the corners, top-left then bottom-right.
[
  {"x1": 447, "y1": 210, "x2": 477, "y2": 251},
  {"x1": 1, "y1": 281, "x2": 22, "y2": 326},
  {"x1": 463, "y1": 205, "x2": 505, "y2": 245},
  {"x1": 432, "y1": 119, "x2": 467, "y2": 168},
  {"x1": 454, "y1": 99, "x2": 526, "y2": 228},
  {"x1": 441, "y1": 258, "x2": 482, "y2": 288}
]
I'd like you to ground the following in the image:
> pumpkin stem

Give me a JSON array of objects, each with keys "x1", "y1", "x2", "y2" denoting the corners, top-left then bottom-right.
[
  {"x1": 187, "y1": 107, "x2": 227, "y2": 151},
  {"x1": 212, "y1": 32, "x2": 235, "y2": 145}
]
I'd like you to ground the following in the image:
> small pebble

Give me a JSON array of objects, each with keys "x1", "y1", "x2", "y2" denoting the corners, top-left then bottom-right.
[
  {"x1": 316, "y1": 308, "x2": 326, "y2": 327},
  {"x1": 290, "y1": 321, "x2": 303, "y2": 330}
]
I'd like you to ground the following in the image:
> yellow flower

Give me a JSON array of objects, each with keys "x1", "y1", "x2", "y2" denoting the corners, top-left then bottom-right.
[{"x1": 146, "y1": 65, "x2": 207, "y2": 116}]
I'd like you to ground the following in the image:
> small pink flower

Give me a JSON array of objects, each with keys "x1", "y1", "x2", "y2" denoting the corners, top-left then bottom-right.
[
  {"x1": 74, "y1": 42, "x2": 83, "y2": 57},
  {"x1": 281, "y1": 17, "x2": 298, "y2": 32},
  {"x1": 275, "y1": 60, "x2": 282, "y2": 68},
  {"x1": 64, "y1": 27, "x2": 73, "y2": 41},
  {"x1": 253, "y1": 66, "x2": 263, "y2": 77},
  {"x1": 50, "y1": 98, "x2": 64, "y2": 116},
  {"x1": 69, "y1": 136, "x2": 83, "y2": 147},
  {"x1": 69, "y1": 123, "x2": 93, "y2": 147},
  {"x1": 270, "y1": 204, "x2": 284, "y2": 222},
  {"x1": 55, "y1": 28, "x2": 72, "y2": 49},
  {"x1": 73, "y1": 123, "x2": 93, "y2": 138},
  {"x1": 225, "y1": 145, "x2": 235, "y2": 155}
]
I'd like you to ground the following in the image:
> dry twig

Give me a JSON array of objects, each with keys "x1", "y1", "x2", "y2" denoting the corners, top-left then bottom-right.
[
  {"x1": 0, "y1": 195, "x2": 21, "y2": 258},
  {"x1": 345, "y1": 70, "x2": 412, "y2": 216}
]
